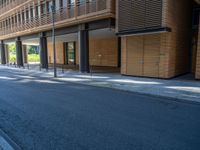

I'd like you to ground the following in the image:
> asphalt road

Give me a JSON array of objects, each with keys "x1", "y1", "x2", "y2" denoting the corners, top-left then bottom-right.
[{"x1": 0, "y1": 67, "x2": 200, "y2": 150}]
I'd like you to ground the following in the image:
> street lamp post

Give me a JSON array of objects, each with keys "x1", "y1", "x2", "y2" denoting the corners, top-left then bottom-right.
[{"x1": 51, "y1": 4, "x2": 57, "y2": 77}]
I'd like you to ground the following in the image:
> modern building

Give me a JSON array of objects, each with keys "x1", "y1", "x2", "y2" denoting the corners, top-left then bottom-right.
[{"x1": 0, "y1": 0, "x2": 199, "y2": 80}]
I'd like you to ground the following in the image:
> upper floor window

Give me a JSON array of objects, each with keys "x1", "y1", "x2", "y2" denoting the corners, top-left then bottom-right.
[
  {"x1": 41, "y1": 3, "x2": 46, "y2": 15},
  {"x1": 59, "y1": 0, "x2": 63, "y2": 8},
  {"x1": 18, "y1": 13, "x2": 21, "y2": 23},
  {"x1": 192, "y1": 7, "x2": 200, "y2": 29},
  {"x1": 78, "y1": 0, "x2": 86, "y2": 5},
  {"x1": 30, "y1": 7, "x2": 33, "y2": 18},
  {"x1": 35, "y1": 4, "x2": 41, "y2": 17},
  {"x1": 21, "y1": 11, "x2": 25, "y2": 22},
  {"x1": 69, "y1": 0, "x2": 75, "y2": 5},
  {"x1": 63, "y1": 0, "x2": 67, "y2": 8},
  {"x1": 55, "y1": 0, "x2": 60, "y2": 10},
  {"x1": 11, "y1": 16, "x2": 14, "y2": 25},
  {"x1": 46, "y1": 1, "x2": 50, "y2": 13},
  {"x1": 15, "y1": 14, "x2": 17, "y2": 24},
  {"x1": 26, "y1": 9, "x2": 29, "y2": 20}
]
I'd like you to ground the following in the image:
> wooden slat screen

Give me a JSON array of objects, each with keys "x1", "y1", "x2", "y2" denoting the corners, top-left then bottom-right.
[
  {"x1": 0, "y1": 0, "x2": 114, "y2": 40},
  {"x1": 118, "y1": 0, "x2": 163, "y2": 33}
]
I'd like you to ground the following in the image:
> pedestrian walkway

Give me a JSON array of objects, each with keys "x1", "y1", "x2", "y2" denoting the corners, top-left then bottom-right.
[{"x1": 1, "y1": 65, "x2": 200, "y2": 103}]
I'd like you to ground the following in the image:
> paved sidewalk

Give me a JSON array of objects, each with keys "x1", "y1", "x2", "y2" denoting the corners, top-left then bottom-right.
[{"x1": 1, "y1": 65, "x2": 200, "y2": 103}]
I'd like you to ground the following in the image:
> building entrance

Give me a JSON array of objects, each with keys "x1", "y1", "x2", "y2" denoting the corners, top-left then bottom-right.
[{"x1": 64, "y1": 42, "x2": 76, "y2": 65}]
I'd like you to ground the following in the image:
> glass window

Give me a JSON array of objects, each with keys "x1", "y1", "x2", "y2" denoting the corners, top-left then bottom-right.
[
  {"x1": 35, "y1": 5, "x2": 39, "y2": 17},
  {"x1": 55, "y1": 0, "x2": 59, "y2": 10},
  {"x1": 63, "y1": 0, "x2": 67, "y2": 8},
  {"x1": 66, "y1": 42, "x2": 76, "y2": 65},
  {"x1": 46, "y1": 1, "x2": 50, "y2": 13},
  {"x1": 69, "y1": 0, "x2": 75, "y2": 5},
  {"x1": 40, "y1": 3, "x2": 45, "y2": 14},
  {"x1": 21, "y1": 11, "x2": 25, "y2": 22},
  {"x1": 26, "y1": 9, "x2": 29, "y2": 20},
  {"x1": 192, "y1": 8, "x2": 200, "y2": 29},
  {"x1": 59, "y1": 0, "x2": 63, "y2": 8},
  {"x1": 30, "y1": 7, "x2": 33, "y2": 18}
]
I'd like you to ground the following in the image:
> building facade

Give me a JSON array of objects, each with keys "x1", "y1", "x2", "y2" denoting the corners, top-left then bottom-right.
[{"x1": 0, "y1": 0, "x2": 199, "y2": 80}]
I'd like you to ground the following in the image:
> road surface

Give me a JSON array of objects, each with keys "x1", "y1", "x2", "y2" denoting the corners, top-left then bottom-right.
[{"x1": 0, "y1": 67, "x2": 200, "y2": 150}]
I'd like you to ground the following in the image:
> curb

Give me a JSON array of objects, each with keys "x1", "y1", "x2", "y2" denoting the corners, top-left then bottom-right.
[
  {"x1": 0, "y1": 129, "x2": 21, "y2": 150},
  {"x1": 60, "y1": 79, "x2": 200, "y2": 106},
  {"x1": 2, "y1": 65, "x2": 200, "y2": 105}
]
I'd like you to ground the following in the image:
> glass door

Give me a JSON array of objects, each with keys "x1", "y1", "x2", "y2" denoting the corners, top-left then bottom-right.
[{"x1": 65, "y1": 42, "x2": 76, "y2": 65}]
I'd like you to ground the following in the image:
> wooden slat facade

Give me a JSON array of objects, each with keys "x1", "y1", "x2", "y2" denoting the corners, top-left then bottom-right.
[
  {"x1": 196, "y1": 15, "x2": 200, "y2": 79},
  {"x1": 47, "y1": 37, "x2": 118, "y2": 67},
  {"x1": 120, "y1": 0, "x2": 194, "y2": 79},
  {"x1": 117, "y1": 0, "x2": 163, "y2": 34},
  {"x1": 0, "y1": 0, "x2": 115, "y2": 40}
]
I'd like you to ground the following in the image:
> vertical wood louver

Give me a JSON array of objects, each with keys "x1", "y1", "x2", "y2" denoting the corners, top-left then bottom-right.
[{"x1": 118, "y1": 0, "x2": 163, "y2": 34}]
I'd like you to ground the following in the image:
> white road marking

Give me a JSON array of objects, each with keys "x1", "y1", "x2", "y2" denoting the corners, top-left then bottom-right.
[{"x1": 0, "y1": 136, "x2": 14, "y2": 150}]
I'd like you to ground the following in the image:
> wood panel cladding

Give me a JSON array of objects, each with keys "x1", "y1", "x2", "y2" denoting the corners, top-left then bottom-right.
[
  {"x1": 121, "y1": 0, "x2": 193, "y2": 79},
  {"x1": 196, "y1": 17, "x2": 200, "y2": 79},
  {"x1": 47, "y1": 37, "x2": 118, "y2": 67},
  {"x1": 48, "y1": 42, "x2": 64, "y2": 64},
  {"x1": 89, "y1": 37, "x2": 118, "y2": 67},
  {"x1": 117, "y1": 0, "x2": 162, "y2": 33},
  {"x1": 125, "y1": 34, "x2": 161, "y2": 78},
  {"x1": 162, "y1": 0, "x2": 192, "y2": 78}
]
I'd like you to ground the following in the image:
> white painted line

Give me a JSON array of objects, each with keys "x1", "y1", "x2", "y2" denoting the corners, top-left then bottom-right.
[
  {"x1": 0, "y1": 136, "x2": 14, "y2": 150},
  {"x1": 0, "y1": 130, "x2": 21, "y2": 150}
]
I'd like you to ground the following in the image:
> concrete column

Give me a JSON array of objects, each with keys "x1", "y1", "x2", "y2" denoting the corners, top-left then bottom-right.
[
  {"x1": 118, "y1": 37, "x2": 121, "y2": 68},
  {"x1": 78, "y1": 24, "x2": 89, "y2": 73},
  {"x1": 39, "y1": 33, "x2": 48, "y2": 69},
  {"x1": 0, "y1": 41, "x2": 6, "y2": 65},
  {"x1": 22, "y1": 45, "x2": 28, "y2": 64},
  {"x1": 5, "y1": 44, "x2": 9, "y2": 64},
  {"x1": 16, "y1": 37, "x2": 24, "y2": 66}
]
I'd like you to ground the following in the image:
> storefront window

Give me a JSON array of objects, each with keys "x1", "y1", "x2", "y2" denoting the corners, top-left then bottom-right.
[{"x1": 65, "y1": 42, "x2": 76, "y2": 65}]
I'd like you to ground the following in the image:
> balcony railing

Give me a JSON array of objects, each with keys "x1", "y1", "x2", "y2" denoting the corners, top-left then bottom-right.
[
  {"x1": 0, "y1": 0, "x2": 114, "y2": 39},
  {"x1": 0, "y1": 0, "x2": 29, "y2": 17}
]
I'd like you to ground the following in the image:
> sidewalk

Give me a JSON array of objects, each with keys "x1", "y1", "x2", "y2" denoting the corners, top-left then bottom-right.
[{"x1": 1, "y1": 65, "x2": 200, "y2": 103}]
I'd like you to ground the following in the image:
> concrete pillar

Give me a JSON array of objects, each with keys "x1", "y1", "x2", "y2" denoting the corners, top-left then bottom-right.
[
  {"x1": 78, "y1": 24, "x2": 89, "y2": 73},
  {"x1": 39, "y1": 33, "x2": 48, "y2": 69},
  {"x1": 0, "y1": 41, "x2": 6, "y2": 65},
  {"x1": 16, "y1": 37, "x2": 24, "y2": 67},
  {"x1": 5, "y1": 44, "x2": 9, "y2": 64},
  {"x1": 118, "y1": 37, "x2": 121, "y2": 68},
  {"x1": 22, "y1": 45, "x2": 28, "y2": 64}
]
